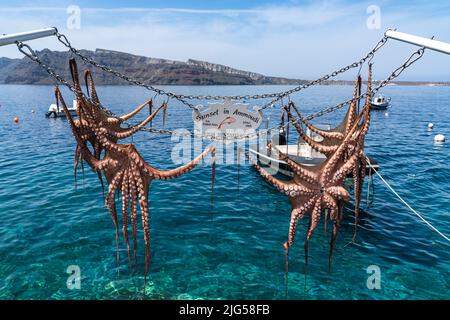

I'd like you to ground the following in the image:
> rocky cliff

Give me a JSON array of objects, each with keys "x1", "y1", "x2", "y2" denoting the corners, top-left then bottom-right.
[
  {"x1": 1, "y1": 49, "x2": 447, "y2": 86},
  {"x1": 0, "y1": 48, "x2": 305, "y2": 85}
]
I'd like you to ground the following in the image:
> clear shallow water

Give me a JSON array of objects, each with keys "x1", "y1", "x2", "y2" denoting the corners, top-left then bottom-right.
[{"x1": 0, "y1": 84, "x2": 448, "y2": 300}]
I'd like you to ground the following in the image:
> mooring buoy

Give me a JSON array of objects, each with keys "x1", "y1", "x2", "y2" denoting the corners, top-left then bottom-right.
[
  {"x1": 434, "y1": 134, "x2": 445, "y2": 143},
  {"x1": 428, "y1": 123, "x2": 434, "y2": 129},
  {"x1": 13, "y1": 116, "x2": 19, "y2": 124}
]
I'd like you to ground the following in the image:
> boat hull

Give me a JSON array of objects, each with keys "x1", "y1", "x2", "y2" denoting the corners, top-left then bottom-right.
[
  {"x1": 249, "y1": 144, "x2": 379, "y2": 178},
  {"x1": 371, "y1": 102, "x2": 390, "y2": 110},
  {"x1": 45, "y1": 109, "x2": 77, "y2": 118}
]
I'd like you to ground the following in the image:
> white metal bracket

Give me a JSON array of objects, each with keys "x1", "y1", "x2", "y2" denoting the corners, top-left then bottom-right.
[
  {"x1": 385, "y1": 29, "x2": 450, "y2": 55},
  {"x1": 0, "y1": 27, "x2": 57, "y2": 47}
]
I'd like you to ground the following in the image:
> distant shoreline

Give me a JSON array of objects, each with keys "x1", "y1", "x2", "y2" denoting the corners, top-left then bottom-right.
[
  {"x1": 0, "y1": 82, "x2": 448, "y2": 87},
  {"x1": 1, "y1": 48, "x2": 448, "y2": 87}
]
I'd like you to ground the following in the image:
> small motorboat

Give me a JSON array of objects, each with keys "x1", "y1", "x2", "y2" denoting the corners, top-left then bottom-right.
[
  {"x1": 371, "y1": 94, "x2": 391, "y2": 110},
  {"x1": 249, "y1": 125, "x2": 379, "y2": 178},
  {"x1": 45, "y1": 99, "x2": 78, "y2": 118}
]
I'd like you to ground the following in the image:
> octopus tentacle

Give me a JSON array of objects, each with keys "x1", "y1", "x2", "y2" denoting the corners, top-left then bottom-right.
[
  {"x1": 284, "y1": 195, "x2": 319, "y2": 250},
  {"x1": 330, "y1": 205, "x2": 339, "y2": 221},
  {"x1": 128, "y1": 168, "x2": 138, "y2": 269},
  {"x1": 321, "y1": 105, "x2": 367, "y2": 181},
  {"x1": 322, "y1": 192, "x2": 338, "y2": 211},
  {"x1": 286, "y1": 115, "x2": 338, "y2": 156},
  {"x1": 358, "y1": 153, "x2": 367, "y2": 197},
  {"x1": 55, "y1": 88, "x2": 100, "y2": 168},
  {"x1": 104, "y1": 102, "x2": 166, "y2": 140},
  {"x1": 271, "y1": 144, "x2": 318, "y2": 184},
  {"x1": 351, "y1": 64, "x2": 372, "y2": 142},
  {"x1": 79, "y1": 154, "x2": 85, "y2": 184},
  {"x1": 85, "y1": 68, "x2": 155, "y2": 132},
  {"x1": 74, "y1": 144, "x2": 81, "y2": 189},
  {"x1": 331, "y1": 153, "x2": 359, "y2": 184},
  {"x1": 105, "y1": 169, "x2": 125, "y2": 269},
  {"x1": 286, "y1": 74, "x2": 361, "y2": 143},
  {"x1": 283, "y1": 205, "x2": 307, "y2": 276},
  {"x1": 347, "y1": 66, "x2": 372, "y2": 241},
  {"x1": 134, "y1": 166, "x2": 150, "y2": 289},
  {"x1": 304, "y1": 198, "x2": 322, "y2": 277},
  {"x1": 344, "y1": 75, "x2": 361, "y2": 136},
  {"x1": 325, "y1": 186, "x2": 350, "y2": 202},
  {"x1": 323, "y1": 209, "x2": 329, "y2": 234},
  {"x1": 352, "y1": 68, "x2": 372, "y2": 241},
  {"x1": 84, "y1": 69, "x2": 100, "y2": 105},
  {"x1": 307, "y1": 197, "x2": 322, "y2": 239},
  {"x1": 149, "y1": 145, "x2": 216, "y2": 181},
  {"x1": 322, "y1": 193, "x2": 338, "y2": 234},
  {"x1": 120, "y1": 99, "x2": 153, "y2": 122},
  {"x1": 70, "y1": 61, "x2": 101, "y2": 126},
  {"x1": 247, "y1": 152, "x2": 314, "y2": 196},
  {"x1": 328, "y1": 218, "x2": 340, "y2": 273},
  {"x1": 288, "y1": 102, "x2": 345, "y2": 140},
  {"x1": 352, "y1": 164, "x2": 361, "y2": 240},
  {"x1": 352, "y1": 153, "x2": 367, "y2": 241},
  {"x1": 121, "y1": 168, "x2": 132, "y2": 270},
  {"x1": 69, "y1": 58, "x2": 82, "y2": 93},
  {"x1": 93, "y1": 141, "x2": 105, "y2": 197}
]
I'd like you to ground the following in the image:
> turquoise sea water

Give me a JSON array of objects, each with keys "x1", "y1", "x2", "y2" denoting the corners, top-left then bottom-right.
[{"x1": 0, "y1": 84, "x2": 448, "y2": 300}]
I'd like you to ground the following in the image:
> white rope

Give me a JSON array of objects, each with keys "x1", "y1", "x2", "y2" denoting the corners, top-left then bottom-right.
[{"x1": 366, "y1": 158, "x2": 450, "y2": 243}]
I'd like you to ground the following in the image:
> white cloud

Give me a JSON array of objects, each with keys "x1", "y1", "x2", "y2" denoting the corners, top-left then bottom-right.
[{"x1": 0, "y1": 1, "x2": 449, "y2": 80}]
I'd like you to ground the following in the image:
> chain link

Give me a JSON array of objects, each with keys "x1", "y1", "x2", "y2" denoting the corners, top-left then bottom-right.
[
  {"x1": 54, "y1": 31, "x2": 389, "y2": 110},
  {"x1": 299, "y1": 47, "x2": 425, "y2": 122}
]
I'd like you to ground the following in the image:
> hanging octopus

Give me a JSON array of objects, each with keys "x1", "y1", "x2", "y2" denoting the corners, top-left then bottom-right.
[
  {"x1": 288, "y1": 75, "x2": 363, "y2": 153},
  {"x1": 69, "y1": 59, "x2": 167, "y2": 194},
  {"x1": 284, "y1": 65, "x2": 373, "y2": 240},
  {"x1": 244, "y1": 68, "x2": 373, "y2": 274},
  {"x1": 56, "y1": 58, "x2": 216, "y2": 286}
]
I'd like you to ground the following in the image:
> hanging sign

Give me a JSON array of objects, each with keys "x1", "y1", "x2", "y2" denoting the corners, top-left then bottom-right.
[{"x1": 192, "y1": 100, "x2": 263, "y2": 143}]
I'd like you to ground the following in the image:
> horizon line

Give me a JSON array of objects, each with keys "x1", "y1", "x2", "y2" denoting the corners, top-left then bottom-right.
[{"x1": 1, "y1": 47, "x2": 448, "y2": 84}]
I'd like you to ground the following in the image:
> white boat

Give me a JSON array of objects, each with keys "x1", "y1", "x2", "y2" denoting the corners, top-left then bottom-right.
[
  {"x1": 46, "y1": 100, "x2": 78, "y2": 118},
  {"x1": 249, "y1": 125, "x2": 379, "y2": 177},
  {"x1": 371, "y1": 94, "x2": 391, "y2": 110}
]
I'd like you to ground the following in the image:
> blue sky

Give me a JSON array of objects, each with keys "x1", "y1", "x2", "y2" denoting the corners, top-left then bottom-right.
[{"x1": 0, "y1": 0, "x2": 449, "y2": 80}]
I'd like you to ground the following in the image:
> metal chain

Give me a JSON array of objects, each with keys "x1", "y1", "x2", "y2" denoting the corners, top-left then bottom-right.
[
  {"x1": 299, "y1": 47, "x2": 425, "y2": 122},
  {"x1": 259, "y1": 47, "x2": 425, "y2": 134},
  {"x1": 15, "y1": 41, "x2": 425, "y2": 141},
  {"x1": 260, "y1": 36, "x2": 389, "y2": 110},
  {"x1": 54, "y1": 32, "x2": 197, "y2": 109},
  {"x1": 54, "y1": 29, "x2": 389, "y2": 110},
  {"x1": 15, "y1": 40, "x2": 266, "y2": 141}
]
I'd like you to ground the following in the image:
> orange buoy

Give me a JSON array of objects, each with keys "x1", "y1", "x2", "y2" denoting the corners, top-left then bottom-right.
[{"x1": 14, "y1": 116, "x2": 19, "y2": 124}]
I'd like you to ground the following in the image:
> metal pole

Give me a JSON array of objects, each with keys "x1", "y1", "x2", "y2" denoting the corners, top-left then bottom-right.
[
  {"x1": 385, "y1": 30, "x2": 450, "y2": 55},
  {"x1": 0, "y1": 27, "x2": 57, "y2": 47}
]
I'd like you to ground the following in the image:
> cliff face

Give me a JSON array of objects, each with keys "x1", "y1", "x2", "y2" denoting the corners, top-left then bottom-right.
[
  {"x1": 186, "y1": 59, "x2": 264, "y2": 81},
  {"x1": 0, "y1": 57, "x2": 18, "y2": 82},
  {"x1": 0, "y1": 48, "x2": 305, "y2": 85},
  {"x1": 2, "y1": 49, "x2": 447, "y2": 86}
]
